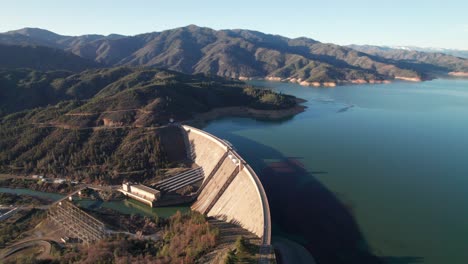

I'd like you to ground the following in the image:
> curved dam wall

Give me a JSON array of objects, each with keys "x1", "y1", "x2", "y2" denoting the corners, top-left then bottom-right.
[{"x1": 182, "y1": 125, "x2": 271, "y2": 245}]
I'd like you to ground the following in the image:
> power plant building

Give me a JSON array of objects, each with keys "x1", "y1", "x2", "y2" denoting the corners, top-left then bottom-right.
[{"x1": 121, "y1": 183, "x2": 161, "y2": 207}]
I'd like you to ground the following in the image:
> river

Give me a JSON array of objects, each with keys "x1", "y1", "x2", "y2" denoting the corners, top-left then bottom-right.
[
  {"x1": 0, "y1": 187, "x2": 188, "y2": 218},
  {"x1": 202, "y1": 79, "x2": 468, "y2": 264}
]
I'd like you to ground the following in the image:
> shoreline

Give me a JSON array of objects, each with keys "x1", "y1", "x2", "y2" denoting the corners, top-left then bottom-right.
[
  {"x1": 183, "y1": 102, "x2": 306, "y2": 127},
  {"x1": 448, "y1": 71, "x2": 468, "y2": 77},
  {"x1": 240, "y1": 76, "x2": 414, "y2": 87},
  {"x1": 237, "y1": 75, "x2": 452, "y2": 87}
]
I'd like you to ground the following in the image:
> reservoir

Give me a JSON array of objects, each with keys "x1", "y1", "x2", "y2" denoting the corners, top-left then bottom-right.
[
  {"x1": 202, "y1": 79, "x2": 468, "y2": 264},
  {"x1": 1, "y1": 79, "x2": 466, "y2": 263}
]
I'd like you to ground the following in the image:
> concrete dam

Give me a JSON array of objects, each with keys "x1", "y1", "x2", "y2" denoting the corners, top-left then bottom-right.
[{"x1": 182, "y1": 125, "x2": 272, "y2": 245}]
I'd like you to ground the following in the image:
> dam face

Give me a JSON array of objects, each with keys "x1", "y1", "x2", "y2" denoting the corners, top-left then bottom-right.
[{"x1": 182, "y1": 125, "x2": 271, "y2": 245}]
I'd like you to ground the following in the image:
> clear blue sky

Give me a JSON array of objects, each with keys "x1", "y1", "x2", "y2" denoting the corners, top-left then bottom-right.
[{"x1": 2, "y1": 0, "x2": 467, "y2": 49}]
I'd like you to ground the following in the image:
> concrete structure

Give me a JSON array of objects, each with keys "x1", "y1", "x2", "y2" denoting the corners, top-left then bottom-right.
[
  {"x1": 120, "y1": 183, "x2": 161, "y2": 207},
  {"x1": 53, "y1": 179, "x2": 66, "y2": 184},
  {"x1": 182, "y1": 125, "x2": 272, "y2": 246},
  {"x1": 154, "y1": 167, "x2": 204, "y2": 193}
]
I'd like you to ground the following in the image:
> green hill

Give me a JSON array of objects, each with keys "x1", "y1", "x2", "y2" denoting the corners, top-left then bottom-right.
[{"x1": 0, "y1": 67, "x2": 297, "y2": 183}]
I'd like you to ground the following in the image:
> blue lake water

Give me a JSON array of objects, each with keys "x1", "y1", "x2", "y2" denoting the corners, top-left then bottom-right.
[{"x1": 202, "y1": 79, "x2": 468, "y2": 264}]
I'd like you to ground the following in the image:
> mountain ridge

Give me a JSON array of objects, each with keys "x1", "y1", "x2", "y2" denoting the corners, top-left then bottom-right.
[
  {"x1": 0, "y1": 43, "x2": 101, "y2": 71},
  {"x1": 348, "y1": 44, "x2": 468, "y2": 73},
  {"x1": 1, "y1": 25, "x2": 467, "y2": 85},
  {"x1": 348, "y1": 44, "x2": 468, "y2": 59}
]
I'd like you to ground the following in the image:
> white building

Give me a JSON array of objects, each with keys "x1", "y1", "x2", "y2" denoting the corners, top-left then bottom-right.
[{"x1": 121, "y1": 183, "x2": 161, "y2": 207}]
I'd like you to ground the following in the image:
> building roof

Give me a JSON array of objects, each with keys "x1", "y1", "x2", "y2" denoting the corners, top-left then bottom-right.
[{"x1": 132, "y1": 184, "x2": 160, "y2": 195}]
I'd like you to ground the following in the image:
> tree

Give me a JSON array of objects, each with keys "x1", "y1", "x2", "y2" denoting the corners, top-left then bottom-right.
[
  {"x1": 224, "y1": 249, "x2": 237, "y2": 264},
  {"x1": 235, "y1": 235, "x2": 249, "y2": 255},
  {"x1": 153, "y1": 214, "x2": 160, "y2": 226}
]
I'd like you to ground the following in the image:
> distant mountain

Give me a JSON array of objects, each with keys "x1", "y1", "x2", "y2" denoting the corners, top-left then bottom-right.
[
  {"x1": 2, "y1": 28, "x2": 125, "y2": 48},
  {"x1": 0, "y1": 28, "x2": 62, "y2": 48},
  {"x1": 0, "y1": 25, "x2": 439, "y2": 84},
  {"x1": 0, "y1": 44, "x2": 101, "y2": 71},
  {"x1": 388, "y1": 46, "x2": 468, "y2": 59},
  {"x1": 2, "y1": 26, "x2": 467, "y2": 84},
  {"x1": 348, "y1": 44, "x2": 468, "y2": 75}
]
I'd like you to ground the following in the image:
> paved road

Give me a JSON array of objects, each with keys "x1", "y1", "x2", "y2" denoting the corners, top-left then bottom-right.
[{"x1": 0, "y1": 238, "x2": 56, "y2": 260}]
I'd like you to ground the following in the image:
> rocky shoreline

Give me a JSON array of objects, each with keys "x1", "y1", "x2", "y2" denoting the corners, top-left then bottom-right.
[
  {"x1": 448, "y1": 71, "x2": 468, "y2": 77},
  {"x1": 238, "y1": 75, "x2": 421, "y2": 87}
]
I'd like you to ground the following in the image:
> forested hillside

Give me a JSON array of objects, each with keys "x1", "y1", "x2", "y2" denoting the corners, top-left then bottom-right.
[{"x1": 0, "y1": 67, "x2": 297, "y2": 183}]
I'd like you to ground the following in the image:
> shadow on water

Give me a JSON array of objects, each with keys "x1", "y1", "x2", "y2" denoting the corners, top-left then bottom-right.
[
  {"x1": 252, "y1": 115, "x2": 296, "y2": 124},
  {"x1": 208, "y1": 130, "x2": 422, "y2": 264},
  {"x1": 380, "y1": 257, "x2": 424, "y2": 264}
]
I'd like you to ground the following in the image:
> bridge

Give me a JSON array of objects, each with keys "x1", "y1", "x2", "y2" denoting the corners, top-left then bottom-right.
[{"x1": 51, "y1": 184, "x2": 119, "y2": 207}]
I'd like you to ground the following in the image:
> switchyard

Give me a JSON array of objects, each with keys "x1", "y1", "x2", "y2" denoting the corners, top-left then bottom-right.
[
  {"x1": 1, "y1": 125, "x2": 275, "y2": 263},
  {"x1": 47, "y1": 200, "x2": 107, "y2": 244}
]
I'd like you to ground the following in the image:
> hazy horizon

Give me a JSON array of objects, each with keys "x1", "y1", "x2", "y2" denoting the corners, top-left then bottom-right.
[{"x1": 2, "y1": 0, "x2": 467, "y2": 50}]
